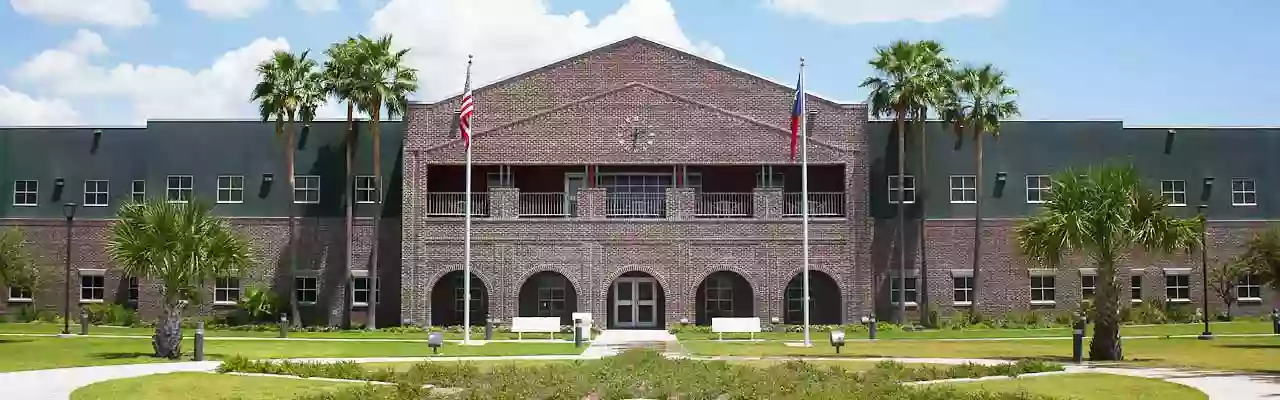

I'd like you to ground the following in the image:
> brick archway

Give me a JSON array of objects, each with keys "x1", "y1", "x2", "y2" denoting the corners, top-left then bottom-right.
[
  {"x1": 514, "y1": 270, "x2": 581, "y2": 325},
  {"x1": 779, "y1": 267, "x2": 844, "y2": 325},
  {"x1": 691, "y1": 269, "x2": 756, "y2": 325},
  {"x1": 426, "y1": 268, "x2": 496, "y2": 327},
  {"x1": 598, "y1": 266, "x2": 673, "y2": 329}
]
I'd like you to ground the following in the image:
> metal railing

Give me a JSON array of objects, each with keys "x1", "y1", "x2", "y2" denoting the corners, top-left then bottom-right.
[
  {"x1": 782, "y1": 192, "x2": 845, "y2": 217},
  {"x1": 695, "y1": 193, "x2": 753, "y2": 217},
  {"x1": 425, "y1": 193, "x2": 490, "y2": 216},
  {"x1": 605, "y1": 192, "x2": 666, "y2": 218},
  {"x1": 519, "y1": 192, "x2": 569, "y2": 217}
]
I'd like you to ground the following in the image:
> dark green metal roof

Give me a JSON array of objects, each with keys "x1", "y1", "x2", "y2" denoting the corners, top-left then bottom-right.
[{"x1": 0, "y1": 120, "x2": 404, "y2": 219}]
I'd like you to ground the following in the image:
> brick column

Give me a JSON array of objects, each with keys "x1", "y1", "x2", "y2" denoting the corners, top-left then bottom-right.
[
  {"x1": 490, "y1": 188, "x2": 520, "y2": 219},
  {"x1": 577, "y1": 188, "x2": 606, "y2": 219},
  {"x1": 753, "y1": 188, "x2": 783, "y2": 219},
  {"x1": 665, "y1": 188, "x2": 695, "y2": 220}
]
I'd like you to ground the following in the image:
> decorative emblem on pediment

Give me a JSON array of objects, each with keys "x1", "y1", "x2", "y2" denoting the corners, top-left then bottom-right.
[{"x1": 617, "y1": 107, "x2": 657, "y2": 153}]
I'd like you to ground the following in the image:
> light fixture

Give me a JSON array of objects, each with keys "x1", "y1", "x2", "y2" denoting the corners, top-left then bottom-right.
[
  {"x1": 263, "y1": 173, "x2": 274, "y2": 183},
  {"x1": 55, "y1": 178, "x2": 65, "y2": 187},
  {"x1": 427, "y1": 332, "x2": 444, "y2": 354},
  {"x1": 1202, "y1": 177, "x2": 1214, "y2": 202},
  {"x1": 996, "y1": 172, "x2": 1007, "y2": 183},
  {"x1": 829, "y1": 330, "x2": 846, "y2": 353},
  {"x1": 62, "y1": 202, "x2": 78, "y2": 219}
]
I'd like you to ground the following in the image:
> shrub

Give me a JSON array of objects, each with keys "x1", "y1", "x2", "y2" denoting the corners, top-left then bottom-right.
[
  {"x1": 83, "y1": 303, "x2": 138, "y2": 327},
  {"x1": 1128, "y1": 299, "x2": 1169, "y2": 324},
  {"x1": 1164, "y1": 302, "x2": 1196, "y2": 324}
]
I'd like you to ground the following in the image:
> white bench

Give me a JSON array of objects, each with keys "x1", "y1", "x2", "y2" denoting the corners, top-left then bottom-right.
[
  {"x1": 510, "y1": 317, "x2": 561, "y2": 340},
  {"x1": 711, "y1": 317, "x2": 762, "y2": 341}
]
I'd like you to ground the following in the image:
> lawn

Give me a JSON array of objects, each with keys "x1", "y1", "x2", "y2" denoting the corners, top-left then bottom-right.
[
  {"x1": 0, "y1": 337, "x2": 582, "y2": 372},
  {"x1": 676, "y1": 321, "x2": 1275, "y2": 341},
  {"x1": 70, "y1": 372, "x2": 355, "y2": 400},
  {"x1": 683, "y1": 335, "x2": 1280, "y2": 372},
  {"x1": 953, "y1": 373, "x2": 1207, "y2": 400},
  {"x1": 0, "y1": 322, "x2": 558, "y2": 340}
]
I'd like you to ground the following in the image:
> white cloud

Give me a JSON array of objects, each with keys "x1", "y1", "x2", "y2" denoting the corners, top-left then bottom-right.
[
  {"x1": 187, "y1": 0, "x2": 269, "y2": 19},
  {"x1": 0, "y1": 86, "x2": 80, "y2": 126},
  {"x1": 12, "y1": 30, "x2": 327, "y2": 124},
  {"x1": 10, "y1": 0, "x2": 155, "y2": 28},
  {"x1": 369, "y1": 0, "x2": 723, "y2": 101},
  {"x1": 296, "y1": 0, "x2": 337, "y2": 13},
  {"x1": 764, "y1": 0, "x2": 1007, "y2": 24}
]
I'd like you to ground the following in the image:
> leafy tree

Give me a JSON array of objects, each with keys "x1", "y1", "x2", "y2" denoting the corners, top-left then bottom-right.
[
  {"x1": 1207, "y1": 260, "x2": 1246, "y2": 318},
  {"x1": 106, "y1": 200, "x2": 252, "y2": 358},
  {"x1": 1238, "y1": 226, "x2": 1280, "y2": 289},
  {"x1": 0, "y1": 228, "x2": 36, "y2": 289},
  {"x1": 1016, "y1": 165, "x2": 1201, "y2": 360},
  {"x1": 237, "y1": 286, "x2": 282, "y2": 322}
]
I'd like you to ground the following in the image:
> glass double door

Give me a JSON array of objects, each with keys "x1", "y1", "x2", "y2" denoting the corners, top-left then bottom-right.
[{"x1": 613, "y1": 277, "x2": 658, "y2": 328}]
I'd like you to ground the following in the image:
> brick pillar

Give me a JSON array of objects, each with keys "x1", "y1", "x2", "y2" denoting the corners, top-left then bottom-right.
[
  {"x1": 665, "y1": 188, "x2": 695, "y2": 220},
  {"x1": 577, "y1": 188, "x2": 606, "y2": 219},
  {"x1": 753, "y1": 188, "x2": 783, "y2": 219},
  {"x1": 490, "y1": 188, "x2": 520, "y2": 219}
]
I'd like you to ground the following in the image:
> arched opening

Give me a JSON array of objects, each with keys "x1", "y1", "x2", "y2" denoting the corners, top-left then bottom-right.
[
  {"x1": 694, "y1": 271, "x2": 754, "y2": 325},
  {"x1": 783, "y1": 271, "x2": 842, "y2": 325},
  {"x1": 606, "y1": 271, "x2": 666, "y2": 329},
  {"x1": 517, "y1": 271, "x2": 578, "y2": 325},
  {"x1": 429, "y1": 271, "x2": 488, "y2": 326}
]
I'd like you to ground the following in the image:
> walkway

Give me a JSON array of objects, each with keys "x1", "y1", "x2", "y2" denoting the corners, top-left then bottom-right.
[{"x1": 0, "y1": 361, "x2": 220, "y2": 400}]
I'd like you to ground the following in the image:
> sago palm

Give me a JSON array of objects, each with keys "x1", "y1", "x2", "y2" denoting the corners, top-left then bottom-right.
[
  {"x1": 353, "y1": 34, "x2": 418, "y2": 329},
  {"x1": 861, "y1": 40, "x2": 946, "y2": 324},
  {"x1": 944, "y1": 64, "x2": 1019, "y2": 315},
  {"x1": 106, "y1": 200, "x2": 252, "y2": 358},
  {"x1": 1015, "y1": 165, "x2": 1200, "y2": 360},
  {"x1": 0, "y1": 228, "x2": 35, "y2": 289},
  {"x1": 323, "y1": 37, "x2": 367, "y2": 327}
]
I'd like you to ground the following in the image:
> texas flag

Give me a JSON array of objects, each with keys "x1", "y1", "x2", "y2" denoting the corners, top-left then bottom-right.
[{"x1": 790, "y1": 70, "x2": 805, "y2": 161}]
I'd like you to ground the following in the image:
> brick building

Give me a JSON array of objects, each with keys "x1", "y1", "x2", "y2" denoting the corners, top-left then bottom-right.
[{"x1": 1, "y1": 37, "x2": 1276, "y2": 328}]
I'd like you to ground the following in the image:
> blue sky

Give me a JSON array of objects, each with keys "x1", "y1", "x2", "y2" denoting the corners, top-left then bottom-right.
[{"x1": 1, "y1": 0, "x2": 1277, "y2": 126}]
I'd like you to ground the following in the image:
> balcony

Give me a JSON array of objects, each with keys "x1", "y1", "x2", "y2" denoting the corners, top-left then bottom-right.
[
  {"x1": 606, "y1": 192, "x2": 666, "y2": 218},
  {"x1": 519, "y1": 192, "x2": 571, "y2": 217},
  {"x1": 695, "y1": 193, "x2": 753, "y2": 218},
  {"x1": 782, "y1": 192, "x2": 845, "y2": 217},
  {"x1": 426, "y1": 193, "x2": 490, "y2": 216}
]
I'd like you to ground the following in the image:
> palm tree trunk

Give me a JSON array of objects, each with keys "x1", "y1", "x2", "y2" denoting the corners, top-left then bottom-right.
[
  {"x1": 896, "y1": 109, "x2": 907, "y2": 325},
  {"x1": 971, "y1": 131, "x2": 983, "y2": 317},
  {"x1": 1089, "y1": 256, "x2": 1123, "y2": 360},
  {"x1": 366, "y1": 100, "x2": 382, "y2": 330},
  {"x1": 287, "y1": 114, "x2": 301, "y2": 328},
  {"x1": 343, "y1": 101, "x2": 355, "y2": 329},
  {"x1": 916, "y1": 109, "x2": 929, "y2": 326},
  {"x1": 153, "y1": 299, "x2": 184, "y2": 359}
]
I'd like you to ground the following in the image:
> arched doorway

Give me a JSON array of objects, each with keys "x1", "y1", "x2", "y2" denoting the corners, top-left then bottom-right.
[
  {"x1": 783, "y1": 271, "x2": 841, "y2": 324},
  {"x1": 694, "y1": 271, "x2": 754, "y2": 325},
  {"x1": 430, "y1": 271, "x2": 488, "y2": 326},
  {"x1": 606, "y1": 271, "x2": 666, "y2": 329},
  {"x1": 517, "y1": 271, "x2": 578, "y2": 325}
]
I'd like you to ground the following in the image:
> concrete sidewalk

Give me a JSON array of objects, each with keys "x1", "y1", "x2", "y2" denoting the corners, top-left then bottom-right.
[{"x1": 0, "y1": 362, "x2": 220, "y2": 400}]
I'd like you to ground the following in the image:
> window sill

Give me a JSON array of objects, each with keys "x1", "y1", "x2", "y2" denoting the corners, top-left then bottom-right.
[
  {"x1": 356, "y1": 201, "x2": 378, "y2": 205},
  {"x1": 1027, "y1": 201, "x2": 1046, "y2": 204},
  {"x1": 83, "y1": 204, "x2": 108, "y2": 208},
  {"x1": 1237, "y1": 297, "x2": 1264, "y2": 303},
  {"x1": 79, "y1": 299, "x2": 104, "y2": 304},
  {"x1": 12, "y1": 204, "x2": 38, "y2": 207},
  {"x1": 1168, "y1": 203, "x2": 1187, "y2": 207},
  {"x1": 216, "y1": 201, "x2": 244, "y2": 204},
  {"x1": 353, "y1": 303, "x2": 369, "y2": 308},
  {"x1": 293, "y1": 202, "x2": 320, "y2": 205},
  {"x1": 1168, "y1": 298, "x2": 1192, "y2": 304},
  {"x1": 1232, "y1": 203, "x2": 1258, "y2": 207},
  {"x1": 6, "y1": 298, "x2": 33, "y2": 303},
  {"x1": 952, "y1": 301, "x2": 973, "y2": 307},
  {"x1": 950, "y1": 201, "x2": 977, "y2": 204},
  {"x1": 1029, "y1": 300, "x2": 1056, "y2": 306},
  {"x1": 213, "y1": 301, "x2": 238, "y2": 306},
  {"x1": 299, "y1": 301, "x2": 317, "y2": 306},
  {"x1": 889, "y1": 302, "x2": 918, "y2": 308},
  {"x1": 1131, "y1": 299, "x2": 1143, "y2": 304}
]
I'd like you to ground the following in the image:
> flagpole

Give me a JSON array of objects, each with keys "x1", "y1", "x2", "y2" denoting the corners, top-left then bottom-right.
[
  {"x1": 800, "y1": 57, "x2": 812, "y2": 347},
  {"x1": 462, "y1": 55, "x2": 474, "y2": 345}
]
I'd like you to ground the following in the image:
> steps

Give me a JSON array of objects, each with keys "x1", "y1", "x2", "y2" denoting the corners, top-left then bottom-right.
[{"x1": 581, "y1": 329, "x2": 686, "y2": 358}]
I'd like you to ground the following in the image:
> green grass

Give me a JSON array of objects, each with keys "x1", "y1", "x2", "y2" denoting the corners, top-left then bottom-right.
[
  {"x1": 684, "y1": 335, "x2": 1280, "y2": 372},
  {"x1": 0, "y1": 336, "x2": 581, "y2": 372},
  {"x1": 0, "y1": 322, "x2": 553, "y2": 340},
  {"x1": 677, "y1": 321, "x2": 1275, "y2": 341},
  {"x1": 70, "y1": 372, "x2": 355, "y2": 400},
  {"x1": 954, "y1": 373, "x2": 1207, "y2": 400}
]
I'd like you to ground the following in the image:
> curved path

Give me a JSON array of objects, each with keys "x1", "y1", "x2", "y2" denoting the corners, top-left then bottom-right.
[{"x1": 3, "y1": 356, "x2": 1278, "y2": 400}]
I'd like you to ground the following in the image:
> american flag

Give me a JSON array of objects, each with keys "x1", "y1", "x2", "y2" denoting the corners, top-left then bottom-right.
[{"x1": 458, "y1": 67, "x2": 474, "y2": 149}]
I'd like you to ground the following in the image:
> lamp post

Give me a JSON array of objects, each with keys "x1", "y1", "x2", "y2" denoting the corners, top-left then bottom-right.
[
  {"x1": 61, "y1": 202, "x2": 78, "y2": 336},
  {"x1": 1197, "y1": 204, "x2": 1213, "y2": 340}
]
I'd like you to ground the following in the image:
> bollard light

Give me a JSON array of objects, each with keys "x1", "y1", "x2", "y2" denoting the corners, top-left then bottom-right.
[
  {"x1": 867, "y1": 315, "x2": 878, "y2": 340},
  {"x1": 79, "y1": 309, "x2": 89, "y2": 335},
  {"x1": 1271, "y1": 309, "x2": 1279, "y2": 335},
  {"x1": 679, "y1": 318, "x2": 690, "y2": 325},
  {"x1": 829, "y1": 330, "x2": 845, "y2": 354},
  {"x1": 194, "y1": 321, "x2": 205, "y2": 361},
  {"x1": 278, "y1": 313, "x2": 289, "y2": 338},
  {"x1": 428, "y1": 332, "x2": 444, "y2": 354}
]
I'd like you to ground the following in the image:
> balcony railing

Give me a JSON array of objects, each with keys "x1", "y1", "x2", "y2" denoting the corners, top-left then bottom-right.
[
  {"x1": 606, "y1": 192, "x2": 666, "y2": 218},
  {"x1": 783, "y1": 192, "x2": 845, "y2": 217},
  {"x1": 695, "y1": 193, "x2": 753, "y2": 217},
  {"x1": 426, "y1": 193, "x2": 490, "y2": 216},
  {"x1": 519, "y1": 192, "x2": 569, "y2": 217}
]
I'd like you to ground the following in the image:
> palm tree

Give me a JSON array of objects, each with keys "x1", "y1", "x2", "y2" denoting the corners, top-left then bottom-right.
[
  {"x1": 1015, "y1": 165, "x2": 1201, "y2": 360},
  {"x1": 909, "y1": 41, "x2": 951, "y2": 324},
  {"x1": 252, "y1": 50, "x2": 320, "y2": 327},
  {"x1": 352, "y1": 34, "x2": 418, "y2": 329},
  {"x1": 861, "y1": 40, "x2": 945, "y2": 324},
  {"x1": 0, "y1": 228, "x2": 36, "y2": 289},
  {"x1": 106, "y1": 200, "x2": 252, "y2": 358},
  {"x1": 943, "y1": 64, "x2": 1019, "y2": 316},
  {"x1": 323, "y1": 37, "x2": 367, "y2": 327},
  {"x1": 1238, "y1": 227, "x2": 1280, "y2": 289}
]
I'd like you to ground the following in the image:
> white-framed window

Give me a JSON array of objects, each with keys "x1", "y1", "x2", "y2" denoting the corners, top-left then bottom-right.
[
  {"x1": 166, "y1": 175, "x2": 193, "y2": 203},
  {"x1": 214, "y1": 277, "x2": 240, "y2": 304},
  {"x1": 7, "y1": 286, "x2": 33, "y2": 302},
  {"x1": 351, "y1": 277, "x2": 380, "y2": 307},
  {"x1": 1231, "y1": 179, "x2": 1257, "y2": 206},
  {"x1": 486, "y1": 166, "x2": 513, "y2": 188},
  {"x1": 1026, "y1": 175, "x2": 1051, "y2": 204},
  {"x1": 295, "y1": 276, "x2": 318, "y2": 304},
  {"x1": 888, "y1": 175, "x2": 916, "y2": 204},
  {"x1": 1080, "y1": 270, "x2": 1097, "y2": 300},
  {"x1": 1160, "y1": 180, "x2": 1186, "y2": 206},
  {"x1": 83, "y1": 180, "x2": 109, "y2": 207},
  {"x1": 79, "y1": 270, "x2": 105, "y2": 302},
  {"x1": 1237, "y1": 275, "x2": 1262, "y2": 301},
  {"x1": 1030, "y1": 272, "x2": 1055, "y2": 304},
  {"x1": 1164, "y1": 269, "x2": 1191, "y2": 302},
  {"x1": 755, "y1": 171, "x2": 785, "y2": 189},
  {"x1": 949, "y1": 175, "x2": 977, "y2": 203},
  {"x1": 355, "y1": 176, "x2": 378, "y2": 204},
  {"x1": 13, "y1": 180, "x2": 37, "y2": 206},
  {"x1": 953, "y1": 275, "x2": 974, "y2": 305},
  {"x1": 704, "y1": 274, "x2": 734, "y2": 317},
  {"x1": 890, "y1": 273, "x2": 918, "y2": 305},
  {"x1": 131, "y1": 180, "x2": 146, "y2": 203},
  {"x1": 217, "y1": 175, "x2": 244, "y2": 204},
  {"x1": 294, "y1": 175, "x2": 320, "y2": 204},
  {"x1": 127, "y1": 276, "x2": 139, "y2": 302},
  {"x1": 1130, "y1": 274, "x2": 1143, "y2": 303}
]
